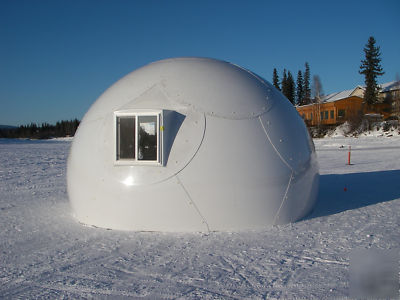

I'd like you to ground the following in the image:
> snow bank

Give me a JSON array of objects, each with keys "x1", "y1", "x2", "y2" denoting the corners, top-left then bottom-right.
[
  {"x1": 325, "y1": 122, "x2": 352, "y2": 137},
  {"x1": 325, "y1": 121, "x2": 400, "y2": 138}
]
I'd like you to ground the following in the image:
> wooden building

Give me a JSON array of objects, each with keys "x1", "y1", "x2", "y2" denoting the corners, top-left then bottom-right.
[
  {"x1": 296, "y1": 87, "x2": 364, "y2": 126},
  {"x1": 380, "y1": 81, "x2": 400, "y2": 118},
  {"x1": 296, "y1": 84, "x2": 393, "y2": 126}
]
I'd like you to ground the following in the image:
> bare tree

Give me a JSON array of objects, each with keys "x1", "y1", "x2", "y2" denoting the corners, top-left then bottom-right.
[
  {"x1": 312, "y1": 75, "x2": 324, "y2": 103},
  {"x1": 311, "y1": 75, "x2": 324, "y2": 130}
]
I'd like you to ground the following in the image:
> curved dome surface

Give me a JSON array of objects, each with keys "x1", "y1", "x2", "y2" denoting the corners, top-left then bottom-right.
[{"x1": 67, "y1": 57, "x2": 319, "y2": 232}]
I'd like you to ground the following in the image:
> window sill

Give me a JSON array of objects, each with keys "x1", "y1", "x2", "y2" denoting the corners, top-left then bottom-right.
[{"x1": 114, "y1": 160, "x2": 163, "y2": 167}]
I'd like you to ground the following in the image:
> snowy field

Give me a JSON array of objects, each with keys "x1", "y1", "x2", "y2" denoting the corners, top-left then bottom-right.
[{"x1": 1, "y1": 136, "x2": 399, "y2": 298}]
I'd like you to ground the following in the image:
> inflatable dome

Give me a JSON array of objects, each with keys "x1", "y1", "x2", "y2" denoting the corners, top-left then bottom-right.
[{"x1": 67, "y1": 57, "x2": 319, "y2": 232}]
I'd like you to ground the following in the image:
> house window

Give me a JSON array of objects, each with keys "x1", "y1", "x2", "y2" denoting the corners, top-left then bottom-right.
[
  {"x1": 338, "y1": 109, "x2": 345, "y2": 118},
  {"x1": 330, "y1": 110, "x2": 334, "y2": 119},
  {"x1": 320, "y1": 112, "x2": 324, "y2": 120},
  {"x1": 115, "y1": 111, "x2": 162, "y2": 165},
  {"x1": 310, "y1": 112, "x2": 313, "y2": 120},
  {"x1": 324, "y1": 111, "x2": 329, "y2": 120}
]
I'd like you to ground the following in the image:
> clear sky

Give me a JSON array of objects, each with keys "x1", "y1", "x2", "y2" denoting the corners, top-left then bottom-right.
[{"x1": 1, "y1": 0, "x2": 399, "y2": 126}]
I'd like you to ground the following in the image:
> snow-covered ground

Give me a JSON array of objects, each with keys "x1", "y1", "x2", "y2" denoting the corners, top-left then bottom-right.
[{"x1": 1, "y1": 136, "x2": 399, "y2": 298}]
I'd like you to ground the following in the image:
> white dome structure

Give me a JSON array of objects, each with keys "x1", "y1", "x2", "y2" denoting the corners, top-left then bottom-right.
[{"x1": 67, "y1": 57, "x2": 319, "y2": 232}]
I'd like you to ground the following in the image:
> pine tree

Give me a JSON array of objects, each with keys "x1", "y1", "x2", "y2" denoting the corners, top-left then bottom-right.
[
  {"x1": 359, "y1": 36, "x2": 384, "y2": 105},
  {"x1": 286, "y1": 71, "x2": 295, "y2": 104},
  {"x1": 281, "y1": 69, "x2": 288, "y2": 97},
  {"x1": 303, "y1": 62, "x2": 311, "y2": 104},
  {"x1": 272, "y1": 68, "x2": 280, "y2": 90},
  {"x1": 296, "y1": 70, "x2": 304, "y2": 105}
]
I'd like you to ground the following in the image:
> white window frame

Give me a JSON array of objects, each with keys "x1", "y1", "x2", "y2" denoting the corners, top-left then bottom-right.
[{"x1": 114, "y1": 110, "x2": 163, "y2": 166}]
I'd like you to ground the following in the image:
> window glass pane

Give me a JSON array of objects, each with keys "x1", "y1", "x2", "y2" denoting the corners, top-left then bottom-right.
[
  {"x1": 325, "y1": 111, "x2": 329, "y2": 119},
  {"x1": 330, "y1": 110, "x2": 334, "y2": 119},
  {"x1": 138, "y1": 115, "x2": 158, "y2": 161},
  {"x1": 117, "y1": 116, "x2": 135, "y2": 159}
]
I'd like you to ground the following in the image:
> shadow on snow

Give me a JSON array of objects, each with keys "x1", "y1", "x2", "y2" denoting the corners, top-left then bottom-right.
[{"x1": 305, "y1": 169, "x2": 400, "y2": 220}]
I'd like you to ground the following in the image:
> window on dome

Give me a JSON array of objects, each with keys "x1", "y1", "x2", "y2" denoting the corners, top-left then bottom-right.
[
  {"x1": 115, "y1": 111, "x2": 162, "y2": 165},
  {"x1": 117, "y1": 116, "x2": 136, "y2": 160}
]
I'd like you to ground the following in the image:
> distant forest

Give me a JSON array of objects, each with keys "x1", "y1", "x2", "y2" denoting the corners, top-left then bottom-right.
[{"x1": 0, "y1": 119, "x2": 80, "y2": 139}]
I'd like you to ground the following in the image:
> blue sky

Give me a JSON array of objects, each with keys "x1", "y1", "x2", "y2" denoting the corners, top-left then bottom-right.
[{"x1": 1, "y1": 0, "x2": 399, "y2": 126}]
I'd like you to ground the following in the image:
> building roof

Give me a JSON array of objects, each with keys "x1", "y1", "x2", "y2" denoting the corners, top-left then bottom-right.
[
  {"x1": 320, "y1": 86, "x2": 364, "y2": 103},
  {"x1": 322, "y1": 89, "x2": 356, "y2": 103},
  {"x1": 380, "y1": 81, "x2": 400, "y2": 92},
  {"x1": 296, "y1": 81, "x2": 397, "y2": 107}
]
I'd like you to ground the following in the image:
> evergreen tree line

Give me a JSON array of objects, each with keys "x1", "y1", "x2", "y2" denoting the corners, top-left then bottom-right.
[
  {"x1": 272, "y1": 36, "x2": 386, "y2": 108},
  {"x1": 272, "y1": 62, "x2": 312, "y2": 106},
  {"x1": 0, "y1": 119, "x2": 80, "y2": 139}
]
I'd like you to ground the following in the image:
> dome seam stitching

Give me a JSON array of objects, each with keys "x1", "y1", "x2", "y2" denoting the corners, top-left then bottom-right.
[{"x1": 176, "y1": 175, "x2": 210, "y2": 233}]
